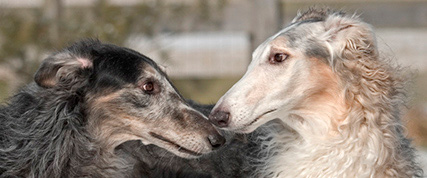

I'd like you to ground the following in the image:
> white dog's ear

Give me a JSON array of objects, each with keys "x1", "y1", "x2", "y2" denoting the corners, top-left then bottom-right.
[{"x1": 323, "y1": 15, "x2": 378, "y2": 62}]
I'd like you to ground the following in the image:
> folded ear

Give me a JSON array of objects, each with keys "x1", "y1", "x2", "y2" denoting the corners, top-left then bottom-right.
[
  {"x1": 323, "y1": 14, "x2": 378, "y2": 62},
  {"x1": 34, "y1": 52, "x2": 93, "y2": 88}
]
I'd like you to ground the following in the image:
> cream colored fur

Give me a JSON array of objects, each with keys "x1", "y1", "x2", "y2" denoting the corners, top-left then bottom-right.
[{"x1": 213, "y1": 8, "x2": 422, "y2": 177}]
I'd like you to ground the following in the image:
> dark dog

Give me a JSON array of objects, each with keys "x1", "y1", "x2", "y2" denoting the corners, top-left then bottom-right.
[
  {"x1": 0, "y1": 40, "x2": 236, "y2": 177},
  {"x1": 115, "y1": 101, "x2": 253, "y2": 178}
]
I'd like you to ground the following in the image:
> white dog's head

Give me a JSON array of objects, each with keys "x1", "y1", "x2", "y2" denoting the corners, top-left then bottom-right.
[{"x1": 209, "y1": 8, "x2": 377, "y2": 134}]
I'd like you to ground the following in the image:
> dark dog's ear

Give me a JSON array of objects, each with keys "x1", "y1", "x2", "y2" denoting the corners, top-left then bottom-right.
[{"x1": 34, "y1": 52, "x2": 93, "y2": 88}]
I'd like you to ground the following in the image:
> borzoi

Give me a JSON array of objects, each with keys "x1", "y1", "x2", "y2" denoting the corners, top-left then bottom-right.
[
  {"x1": 0, "y1": 40, "x2": 225, "y2": 177},
  {"x1": 210, "y1": 8, "x2": 423, "y2": 177}
]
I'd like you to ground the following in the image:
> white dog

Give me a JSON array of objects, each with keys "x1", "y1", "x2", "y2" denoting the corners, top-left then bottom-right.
[{"x1": 209, "y1": 8, "x2": 423, "y2": 178}]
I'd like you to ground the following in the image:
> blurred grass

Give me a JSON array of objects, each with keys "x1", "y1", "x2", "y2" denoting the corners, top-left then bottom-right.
[
  {"x1": 414, "y1": 72, "x2": 427, "y2": 105},
  {"x1": 171, "y1": 77, "x2": 240, "y2": 104},
  {"x1": 406, "y1": 71, "x2": 427, "y2": 148},
  {"x1": 0, "y1": 80, "x2": 8, "y2": 102}
]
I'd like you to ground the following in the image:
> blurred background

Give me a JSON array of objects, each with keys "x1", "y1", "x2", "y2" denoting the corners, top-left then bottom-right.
[{"x1": 0, "y1": 0, "x2": 426, "y2": 172}]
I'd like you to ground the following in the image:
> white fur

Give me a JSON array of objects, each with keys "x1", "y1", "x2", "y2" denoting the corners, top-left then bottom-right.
[{"x1": 213, "y1": 8, "x2": 422, "y2": 177}]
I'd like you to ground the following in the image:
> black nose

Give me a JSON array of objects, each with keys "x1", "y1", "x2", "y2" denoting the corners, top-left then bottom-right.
[
  {"x1": 207, "y1": 133, "x2": 225, "y2": 150},
  {"x1": 209, "y1": 110, "x2": 230, "y2": 128}
]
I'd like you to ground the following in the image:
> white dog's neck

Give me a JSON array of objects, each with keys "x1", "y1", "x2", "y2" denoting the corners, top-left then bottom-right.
[
  {"x1": 253, "y1": 100, "x2": 407, "y2": 178},
  {"x1": 255, "y1": 125, "x2": 372, "y2": 178}
]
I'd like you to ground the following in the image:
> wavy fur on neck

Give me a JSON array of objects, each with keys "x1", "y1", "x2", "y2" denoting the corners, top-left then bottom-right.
[
  {"x1": 251, "y1": 8, "x2": 423, "y2": 178},
  {"x1": 0, "y1": 84, "x2": 135, "y2": 178}
]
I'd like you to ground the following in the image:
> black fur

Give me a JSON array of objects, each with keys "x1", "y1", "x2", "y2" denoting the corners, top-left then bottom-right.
[{"x1": 0, "y1": 40, "x2": 251, "y2": 178}]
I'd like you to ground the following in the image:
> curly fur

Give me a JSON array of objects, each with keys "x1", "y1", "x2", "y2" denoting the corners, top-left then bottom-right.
[
  {"x1": 254, "y1": 8, "x2": 423, "y2": 178},
  {"x1": 210, "y1": 7, "x2": 423, "y2": 178}
]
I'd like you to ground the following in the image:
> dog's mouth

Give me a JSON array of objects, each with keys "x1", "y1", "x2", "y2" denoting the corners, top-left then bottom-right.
[
  {"x1": 149, "y1": 132, "x2": 202, "y2": 157},
  {"x1": 235, "y1": 109, "x2": 277, "y2": 132},
  {"x1": 247, "y1": 109, "x2": 277, "y2": 127}
]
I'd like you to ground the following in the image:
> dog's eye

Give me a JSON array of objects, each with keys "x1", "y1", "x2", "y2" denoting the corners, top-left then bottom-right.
[
  {"x1": 270, "y1": 53, "x2": 289, "y2": 64},
  {"x1": 142, "y1": 82, "x2": 156, "y2": 93},
  {"x1": 140, "y1": 80, "x2": 161, "y2": 94}
]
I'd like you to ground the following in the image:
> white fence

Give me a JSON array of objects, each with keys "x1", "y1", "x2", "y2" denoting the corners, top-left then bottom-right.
[{"x1": 127, "y1": 31, "x2": 251, "y2": 78}]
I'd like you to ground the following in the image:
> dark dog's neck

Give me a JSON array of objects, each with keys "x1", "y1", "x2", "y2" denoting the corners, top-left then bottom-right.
[{"x1": 0, "y1": 84, "x2": 132, "y2": 177}]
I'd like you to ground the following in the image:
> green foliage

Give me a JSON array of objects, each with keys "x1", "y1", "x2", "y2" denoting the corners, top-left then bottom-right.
[
  {"x1": 0, "y1": 1, "x2": 171, "y2": 84},
  {"x1": 64, "y1": 1, "x2": 162, "y2": 44},
  {"x1": 0, "y1": 0, "x2": 228, "y2": 102},
  {"x1": 0, "y1": 0, "x2": 227, "y2": 72},
  {"x1": 171, "y1": 77, "x2": 239, "y2": 104}
]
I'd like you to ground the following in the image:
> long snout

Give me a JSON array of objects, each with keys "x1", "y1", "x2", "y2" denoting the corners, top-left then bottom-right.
[
  {"x1": 207, "y1": 74, "x2": 252, "y2": 130},
  {"x1": 208, "y1": 65, "x2": 268, "y2": 132}
]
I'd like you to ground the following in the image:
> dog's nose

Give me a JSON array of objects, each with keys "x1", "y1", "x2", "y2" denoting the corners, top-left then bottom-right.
[
  {"x1": 209, "y1": 110, "x2": 230, "y2": 128},
  {"x1": 207, "y1": 133, "x2": 225, "y2": 150}
]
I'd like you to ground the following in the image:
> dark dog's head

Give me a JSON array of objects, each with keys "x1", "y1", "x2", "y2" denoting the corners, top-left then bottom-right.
[{"x1": 34, "y1": 40, "x2": 224, "y2": 158}]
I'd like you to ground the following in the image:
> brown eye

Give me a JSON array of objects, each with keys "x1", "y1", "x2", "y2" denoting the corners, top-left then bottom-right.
[
  {"x1": 140, "y1": 80, "x2": 161, "y2": 94},
  {"x1": 270, "y1": 53, "x2": 289, "y2": 64},
  {"x1": 142, "y1": 82, "x2": 154, "y2": 92}
]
